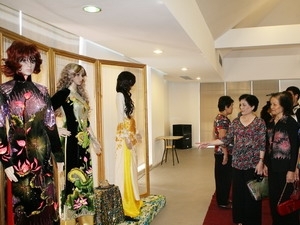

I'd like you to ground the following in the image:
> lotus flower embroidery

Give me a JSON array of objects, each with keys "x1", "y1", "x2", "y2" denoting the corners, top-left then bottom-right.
[
  {"x1": 73, "y1": 196, "x2": 88, "y2": 210},
  {"x1": 13, "y1": 158, "x2": 41, "y2": 176}
]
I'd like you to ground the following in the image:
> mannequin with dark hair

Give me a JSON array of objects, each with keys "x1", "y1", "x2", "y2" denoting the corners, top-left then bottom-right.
[
  {"x1": 0, "y1": 40, "x2": 61, "y2": 225},
  {"x1": 115, "y1": 71, "x2": 142, "y2": 219}
]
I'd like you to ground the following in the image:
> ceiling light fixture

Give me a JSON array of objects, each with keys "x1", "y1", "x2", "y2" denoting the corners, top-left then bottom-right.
[
  {"x1": 153, "y1": 49, "x2": 163, "y2": 54},
  {"x1": 83, "y1": 5, "x2": 101, "y2": 13},
  {"x1": 181, "y1": 67, "x2": 188, "y2": 71}
]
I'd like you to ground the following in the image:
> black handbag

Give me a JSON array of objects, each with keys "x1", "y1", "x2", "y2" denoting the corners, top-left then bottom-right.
[{"x1": 247, "y1": 176, "x2": 269, "y2": 201}]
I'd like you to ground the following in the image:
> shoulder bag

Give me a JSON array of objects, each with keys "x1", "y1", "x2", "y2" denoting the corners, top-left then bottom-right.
[{"x1": 277, "y1": 181, "x2": 300, "y2": 216}]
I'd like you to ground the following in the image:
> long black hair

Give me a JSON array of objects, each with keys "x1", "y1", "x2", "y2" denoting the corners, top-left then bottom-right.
[{"x1": 116, "y1": 71, "x2": 136, "y2": 118}]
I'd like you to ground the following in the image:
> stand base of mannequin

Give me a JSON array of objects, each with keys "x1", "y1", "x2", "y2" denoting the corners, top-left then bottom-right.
[{"x1": 60, "y1": 215, "x2": 94, "y2": 225}]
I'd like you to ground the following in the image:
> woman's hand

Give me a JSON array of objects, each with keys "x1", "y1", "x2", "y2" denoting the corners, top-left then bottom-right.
[
  {"x1": 196, "y1": 142, "x2": 209, "y2": 149},
  {"x1": 295, "y1": 168, "x2": 299, "y2": 181},
  {"x1": 287, "y1": 171, "x2": 296, "y2": 183},
  {"x1": 196, "y1": 139, "x2": 223, "y2": 149},
  {"x1": 222, "y1": 154, "x2": 228, "y2": 165},
  {"x1": 255, "y1": 160, "x2": 264, "y2": 175}
]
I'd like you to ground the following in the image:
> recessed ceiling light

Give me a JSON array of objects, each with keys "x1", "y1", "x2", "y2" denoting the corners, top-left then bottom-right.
[
  {"x1": 153, "y1": 49, "x2": 163, "y2": 54},
  {"x1": 196, "y1": 77, "x2": 201, "y2": 80},
  {"x1": 83, "y1": 5, "x2": 101, "y2": 13},
  {"x1": 181, "y1": 67, "x2": 188, "y2": 71}
]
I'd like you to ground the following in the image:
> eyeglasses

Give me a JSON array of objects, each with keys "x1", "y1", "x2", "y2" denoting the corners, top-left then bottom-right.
[{"x1": 19, "y1": 57, "x2": 36, "y2": 64}]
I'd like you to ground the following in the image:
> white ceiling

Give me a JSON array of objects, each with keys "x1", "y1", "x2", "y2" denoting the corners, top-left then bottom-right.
[{"x1": 1, "y1": 0, "x2": 300, "y2": 82}]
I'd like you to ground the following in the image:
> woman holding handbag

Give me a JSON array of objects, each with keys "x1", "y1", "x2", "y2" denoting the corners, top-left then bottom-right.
[
  {"x1": 264, "y1": 91, "x2": 300, "y2": 225},
  {"x1": 198, "y1": 94, "x2": 266, "y2": 225}
]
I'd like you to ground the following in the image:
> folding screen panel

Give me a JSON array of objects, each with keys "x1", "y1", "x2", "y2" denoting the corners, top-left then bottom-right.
[
  {"x1": 253, "y1": 80, "x2": 279, "y2": 116},
  {"x1": 0, "y1": 33, "x2": 52, "y2": 225},
  {"x1": 226, "y1": 81, "x2": 251, "y2": 118},
  {"x1": 200, "y1": 83, "x2": 225, "y2": 142},
  {"x1": 51, "y1": 51, "x2": 102, "y2": 184}
]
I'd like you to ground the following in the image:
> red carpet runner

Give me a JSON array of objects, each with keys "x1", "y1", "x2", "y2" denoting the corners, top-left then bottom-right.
[{"x1": 202, "y1": 193, "x2": 272, "y2": 225}]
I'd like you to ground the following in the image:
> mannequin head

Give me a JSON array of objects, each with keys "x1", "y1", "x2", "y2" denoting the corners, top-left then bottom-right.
[{"x1": 1, "y1": 40, "x2": 42, "y2": 77}]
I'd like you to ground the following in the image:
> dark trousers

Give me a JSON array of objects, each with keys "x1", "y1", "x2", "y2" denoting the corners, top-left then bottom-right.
[
  {"x1": 268, "y1": 170, "x2": 299, "y2": 225},
  {"x1": 214, "y1": 154, "x2": 232, "y2": 205},
  {"x1": 232, "y1": 168, "x2": 262, "y2": 225}
]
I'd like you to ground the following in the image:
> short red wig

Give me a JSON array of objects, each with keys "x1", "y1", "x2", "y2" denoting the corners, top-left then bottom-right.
[{"x1": 1, "y1": 40, "x2": 42, "y2": 77}]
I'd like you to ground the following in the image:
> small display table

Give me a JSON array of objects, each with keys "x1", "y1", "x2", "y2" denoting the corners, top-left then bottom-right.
[{"x1": 156, "y1": 136, "x2": 183, "y2": 166}]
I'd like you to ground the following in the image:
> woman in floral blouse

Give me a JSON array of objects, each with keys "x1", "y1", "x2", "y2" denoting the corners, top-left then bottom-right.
[
  {"x1": 264, "y1": 91, "x2": 300, "y2": 225},
  {"x1": 213, "y1": 96, "x2": 234, "y2": 209},
  {"x1": 198, "y1": 94, "x2": 266, "y2": 225},
  {"x1": 0, "y1": 40, "x2": 62, "y2": 225},
  {"x1": 51, "y1": 63, "x2": 100, "y2": 225}
]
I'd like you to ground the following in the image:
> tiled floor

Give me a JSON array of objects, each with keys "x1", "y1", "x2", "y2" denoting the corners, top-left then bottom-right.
[{"x1": 143, "y1": 148, "x2": 215, "y2": 225}]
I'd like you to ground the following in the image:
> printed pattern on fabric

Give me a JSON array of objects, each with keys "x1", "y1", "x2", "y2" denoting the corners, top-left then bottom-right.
[
  {"x1": 0, "y1": 76, "x2": 59, "y2": 224},
  {"x1": 221, "y1": 116, "x2": 266, "y2": 170},
  {"x1": 51, "y1": 88, "x2": 95, "y2": 220},
  {"x1": 214, "y1": 114, "x2": 232, "y2": 154},
  {"x1": 266, "y1": 115, "x2": 300, "y2": 172},
  {"x1": 116, "y1": 118, "x2": 137, "y2": 150}
]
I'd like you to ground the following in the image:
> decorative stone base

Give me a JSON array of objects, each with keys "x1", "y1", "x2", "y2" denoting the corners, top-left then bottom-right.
[{"x1": 119, "y1": 195, "x2": 166, "y2": 225}]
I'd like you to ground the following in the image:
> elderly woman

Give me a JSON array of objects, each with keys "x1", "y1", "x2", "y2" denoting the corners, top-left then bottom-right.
[
  {"x1": 198, "y1": 94, "x2": 266, "y2": 225},
  {"x1": 264, "y1": 91, "x2": 300, "y2": 225}
]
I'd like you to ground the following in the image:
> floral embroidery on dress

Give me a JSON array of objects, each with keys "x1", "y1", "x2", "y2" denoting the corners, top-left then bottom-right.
[
  {"x1": 54, "y1": 88, "x2": 95, "y2": 220},
  {"x1": 67, "y1": 92, "x2": 90, "y2": 148},
  {"x1": 0, "y1": 77, "x2": 60, "y2": 222}
]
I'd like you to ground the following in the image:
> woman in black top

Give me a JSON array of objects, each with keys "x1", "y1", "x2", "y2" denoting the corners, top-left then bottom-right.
[{"x1": 264, "y1": 91, "x2": 300, "y2": 225}]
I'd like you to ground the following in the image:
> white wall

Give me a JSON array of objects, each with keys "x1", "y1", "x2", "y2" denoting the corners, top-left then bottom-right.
[
  {"x1": 224, "y1": 54, "x2": 300, "y2": 81},
  {"x1": 148, "y1": 68, "x2": 169, "y2": 166},
  {"x1": 168, "y1": 82, "x2": 201, "y2": 147}
]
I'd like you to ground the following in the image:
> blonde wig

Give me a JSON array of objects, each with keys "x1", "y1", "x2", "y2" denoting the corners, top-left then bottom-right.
[{"x1": 56, "y1": 63, "x2": 89, "y2": 104}]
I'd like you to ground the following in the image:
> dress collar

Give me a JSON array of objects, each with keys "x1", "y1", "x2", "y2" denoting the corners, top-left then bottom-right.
[{"x1": 13, "y1": 74, "x2": 32, "y2": 82}]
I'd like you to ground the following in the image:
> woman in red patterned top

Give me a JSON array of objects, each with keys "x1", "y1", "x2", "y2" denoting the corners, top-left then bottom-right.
[
  {"x1": 213, "y1": 96, "x2": 234, "y2": 209},
  {"x1": 198, "y1": 94, "x2": 266, "y2": 225}
]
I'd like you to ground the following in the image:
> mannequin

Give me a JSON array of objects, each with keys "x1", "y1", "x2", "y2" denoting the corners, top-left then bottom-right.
[
  {"x1": 115, "y1": 71, "x2": 143, "y2": 219},
  {"x1": 51, "y1": 63, "x2": 101, "y2": 225},
  {"x1": 0, "y1": 40, "x2": 61, "y2": 225}
]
